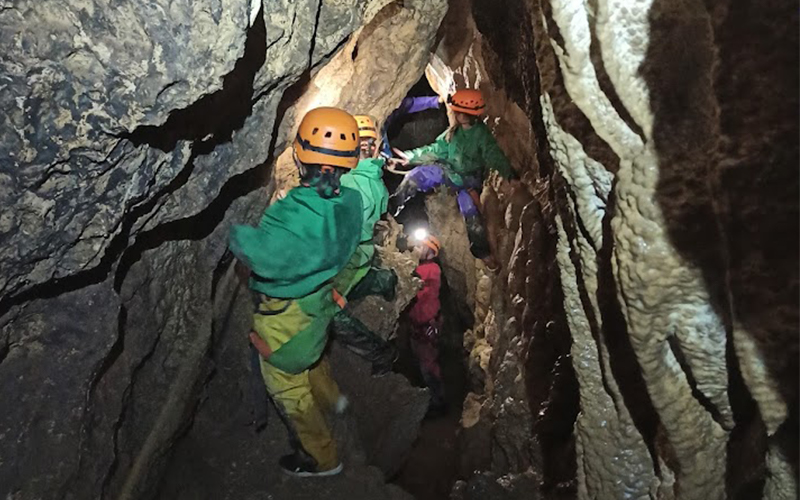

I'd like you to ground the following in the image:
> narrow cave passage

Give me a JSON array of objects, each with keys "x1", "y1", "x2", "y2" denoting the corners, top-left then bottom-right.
[
  {"x1": 1, "y1": 0, "x2": 796, "y2": 499},
  {"x1": 392, "y1": 274, "x2": 472, "y2": 500},
  {"x1": 383, "y1": 76, "x2": 474, "y2": 500}
]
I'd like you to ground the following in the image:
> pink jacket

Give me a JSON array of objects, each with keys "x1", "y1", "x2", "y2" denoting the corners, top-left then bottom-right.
[{"x1": 408, "y1": 261, "x2": 441, "y2": 326}]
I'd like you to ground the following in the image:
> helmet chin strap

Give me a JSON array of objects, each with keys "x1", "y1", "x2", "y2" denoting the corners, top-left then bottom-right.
[{"x1": 293, "y1": 151, "x2": 308, "y2": 180}]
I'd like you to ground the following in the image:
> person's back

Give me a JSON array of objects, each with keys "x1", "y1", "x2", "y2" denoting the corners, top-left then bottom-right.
[
  {"x1": 234, "y1": 185, "x2": 362, "y2": 300},
  {"x1": 231, "y1": 184, "x2": 362, "y2": 371},
  {"x1": 229, "y1": 106, "x2": 363, "y2": 478}
]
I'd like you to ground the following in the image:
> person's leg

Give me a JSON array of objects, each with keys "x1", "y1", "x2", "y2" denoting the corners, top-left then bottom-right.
[
  {"x1": 260, "y1": 359, "x2": 341, "y2": 473},
  {"x1": 248, "y1": 344, "x2": 269, "y2": 431},
  {"x1": 389, "y1": 165, "x2": 446, "y2": 216},
  {"x1": 332, "y1": 310, "x2": 398, "y2": 375},
  {"x1": 410, "y1": 326, "x2": 446, "y2": 410},
  {"x1": 348, "y1": 267, "x2": 398, "y2": 302},
  {"x1": 308, "y1": 356, "x2": 348, "y2": 413}
]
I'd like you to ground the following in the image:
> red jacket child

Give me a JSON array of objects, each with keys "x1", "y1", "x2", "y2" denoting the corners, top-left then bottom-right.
[
  {"x1": 408, "y1": 260, "x2": 441, "y2": 326},
  {"x1": 407, "y1": 230, "x2": 446, "y2": 415}
]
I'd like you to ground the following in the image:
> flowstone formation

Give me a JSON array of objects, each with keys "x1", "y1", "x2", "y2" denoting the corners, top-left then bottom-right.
[
  {"x1": 424, "y1": 0, "x2": 798, "y2": 498},
  {"x1": 0, "y1": 0, "x2": 795, "y2": 498}
]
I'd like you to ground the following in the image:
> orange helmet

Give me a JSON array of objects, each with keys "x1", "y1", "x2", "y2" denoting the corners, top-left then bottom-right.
[
  {"x1": 354, "y1": 115, "x2": 378, "y2": 140},
  {"x1": 413, "y1": 228, "x2": 441, "y2": 257},
  {"x1": 294, "y1": 107, "x2": 360, "y2": 169},
  {"x1": 424, "y1": 234, "x2": 441, "y2": 257},
  {"x1": 448, "y1": 89, "x2": 485, "y2": 116}
]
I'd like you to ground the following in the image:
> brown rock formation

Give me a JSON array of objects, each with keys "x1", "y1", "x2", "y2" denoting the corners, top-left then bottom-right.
[{"x1": 427, "y1": 0, "x2": 797, "y2": 498}]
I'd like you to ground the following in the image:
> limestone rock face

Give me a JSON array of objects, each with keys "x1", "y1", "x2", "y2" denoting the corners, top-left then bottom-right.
[
  {"x1": 0, "y1": 0, "x2": 448, "y2": 498},
  {"x1": 429, "y1": 0, "x2": 797, "y2": 498},
  {"x1": 425, "y1": 188, "x2": 481, "y2": 312},
  {"x1": 271, "y1": 0, "x2": 449, "y2": 194},
  {"x1": 0, "y1": 0, "x2": 250, "y2": 298},
  {"x1": 348, "y1": 217, "x2": 423, "y2": 342},
  {"x1": 0, "y1": 279, "x2": 121, "y2": 499}
]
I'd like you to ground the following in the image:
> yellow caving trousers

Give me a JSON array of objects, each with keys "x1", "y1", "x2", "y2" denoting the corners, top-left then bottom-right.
[{"x1": 259, "y1": 356, "x2": 342, "y2": 470}]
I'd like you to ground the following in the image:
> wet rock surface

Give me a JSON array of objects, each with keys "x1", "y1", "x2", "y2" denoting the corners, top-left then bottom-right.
[
  {"x1": 0, "y1": 0, "x2": 796, "y2": 498},
  {"x1": 428, "y1": 0, "x2": 797, "y2": 498},
  {"x1": 0, "y1": 0, "x2": 447, "y2": 498}
]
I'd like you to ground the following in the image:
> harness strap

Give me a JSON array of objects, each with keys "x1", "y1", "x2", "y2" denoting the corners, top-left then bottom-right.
[
  {"x1": 332, "y1": 288, "x2": 347, "y2": 309},
  {"x1": 250, "y1": 331, "x2": 273, "y2": 359}
]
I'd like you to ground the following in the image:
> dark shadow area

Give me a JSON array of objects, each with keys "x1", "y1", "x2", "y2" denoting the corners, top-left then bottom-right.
[
  {"x1": 521, "y1": 196, "x2": 578, "y2": 498},
  {"x1": 468, "y1": 0, "x2": 537, "y2": 118},
  {"x1": 392, "y1": 271, "x2": 471, "y2": 500},
  {"x1": 384, "y1": 75, "x2": 450, "y2": 232},
  {"x1": 644, "y1": 0, "x2": 799, "y2": 493}
]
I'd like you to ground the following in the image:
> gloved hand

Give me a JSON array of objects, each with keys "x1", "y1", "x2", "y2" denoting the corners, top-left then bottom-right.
[{"x1": 389, "y1": 148, "x2": 410, "y2": 167}]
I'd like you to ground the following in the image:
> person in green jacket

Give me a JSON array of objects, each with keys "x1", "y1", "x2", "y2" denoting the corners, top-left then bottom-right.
[
  {"x1": 229, "y1": 107, "x2": 363, "y2": 478},
  {"x1": 387, "y1": 89, "x2": 517, "y2": 271},
  {"x1": 331, "y1": 115, "x2": 399, "y2": 375}
]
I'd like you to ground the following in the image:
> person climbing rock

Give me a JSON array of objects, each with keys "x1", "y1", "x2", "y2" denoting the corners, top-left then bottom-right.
[
  {"x1": 387, "y1": 89, "x2": 518, "y2": 271},
  {"x1": 229, "y1": 107, "x2": 363, "y2": 478},
  {"x1": 407, "y1": 229, "x2": 446, "y2": 417},
  {"x1": 331, "y1": 114, "x2": 399, "y2": 375}
]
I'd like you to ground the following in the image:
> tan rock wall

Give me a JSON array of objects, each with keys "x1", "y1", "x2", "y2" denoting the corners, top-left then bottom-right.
[{"x1": 435, "y1": 0, "x2": 797, "y2": 498}]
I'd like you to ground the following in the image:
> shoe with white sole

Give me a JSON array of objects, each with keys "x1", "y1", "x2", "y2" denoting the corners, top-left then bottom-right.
[{"x1": 279, "y1": 453, "x2": 343, "y2": 478}]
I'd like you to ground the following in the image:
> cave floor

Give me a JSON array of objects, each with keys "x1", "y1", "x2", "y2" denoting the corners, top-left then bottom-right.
[
  {"x1": 392, "y1": 301, "x2": 470, "y2": 500},
  {"x1": 156, "y1": 349, "x2": 412, "y2": 500}
]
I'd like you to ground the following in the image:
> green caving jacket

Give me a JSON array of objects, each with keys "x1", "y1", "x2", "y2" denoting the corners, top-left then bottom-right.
[
  {"x1": 333, "y1": 158, "x2": 390, "y2": 296},
  {"x1": 404, "y1": 121, "x2": 515, "y2": 186},
  {"x1": 229, "y1": 185, "x2": 362, "y2": 373}
]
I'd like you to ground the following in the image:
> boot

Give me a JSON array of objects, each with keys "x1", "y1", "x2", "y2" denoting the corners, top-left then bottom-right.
[
  {"x1": 333, "y1": 311, "x2": 396, "y2": 370},
  {"x1": 379, "y1": 269, "x2": 398, "y2": 302},
  {"x1": 279, "y1": 452, "x2": 343, "y2": 478},
  {"x1": 464, "y1": 214, "x2": 491, "y2": 259},
  {"x1": 348, "y1": 268, "x2": 397, "y2": 303}
]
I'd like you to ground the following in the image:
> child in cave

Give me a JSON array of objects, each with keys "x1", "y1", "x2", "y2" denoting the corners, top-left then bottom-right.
[
  {"x1": 407, "y1": 229, "x2": 446, "y2": 417},
  {"x1": 387, "y1": 88, "x2": 519, "y2": 272}
]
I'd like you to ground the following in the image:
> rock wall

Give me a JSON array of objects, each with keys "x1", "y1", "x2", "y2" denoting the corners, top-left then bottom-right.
[
  {"x1": 0, "y1": 1, "x2": 446, "y2": 498},
  {"x1": 427, "y1": 0, "x2": 798, "y2": 498},
  {"x1": 2, "y1": 0, "x2": 796, "y2": 498}
]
